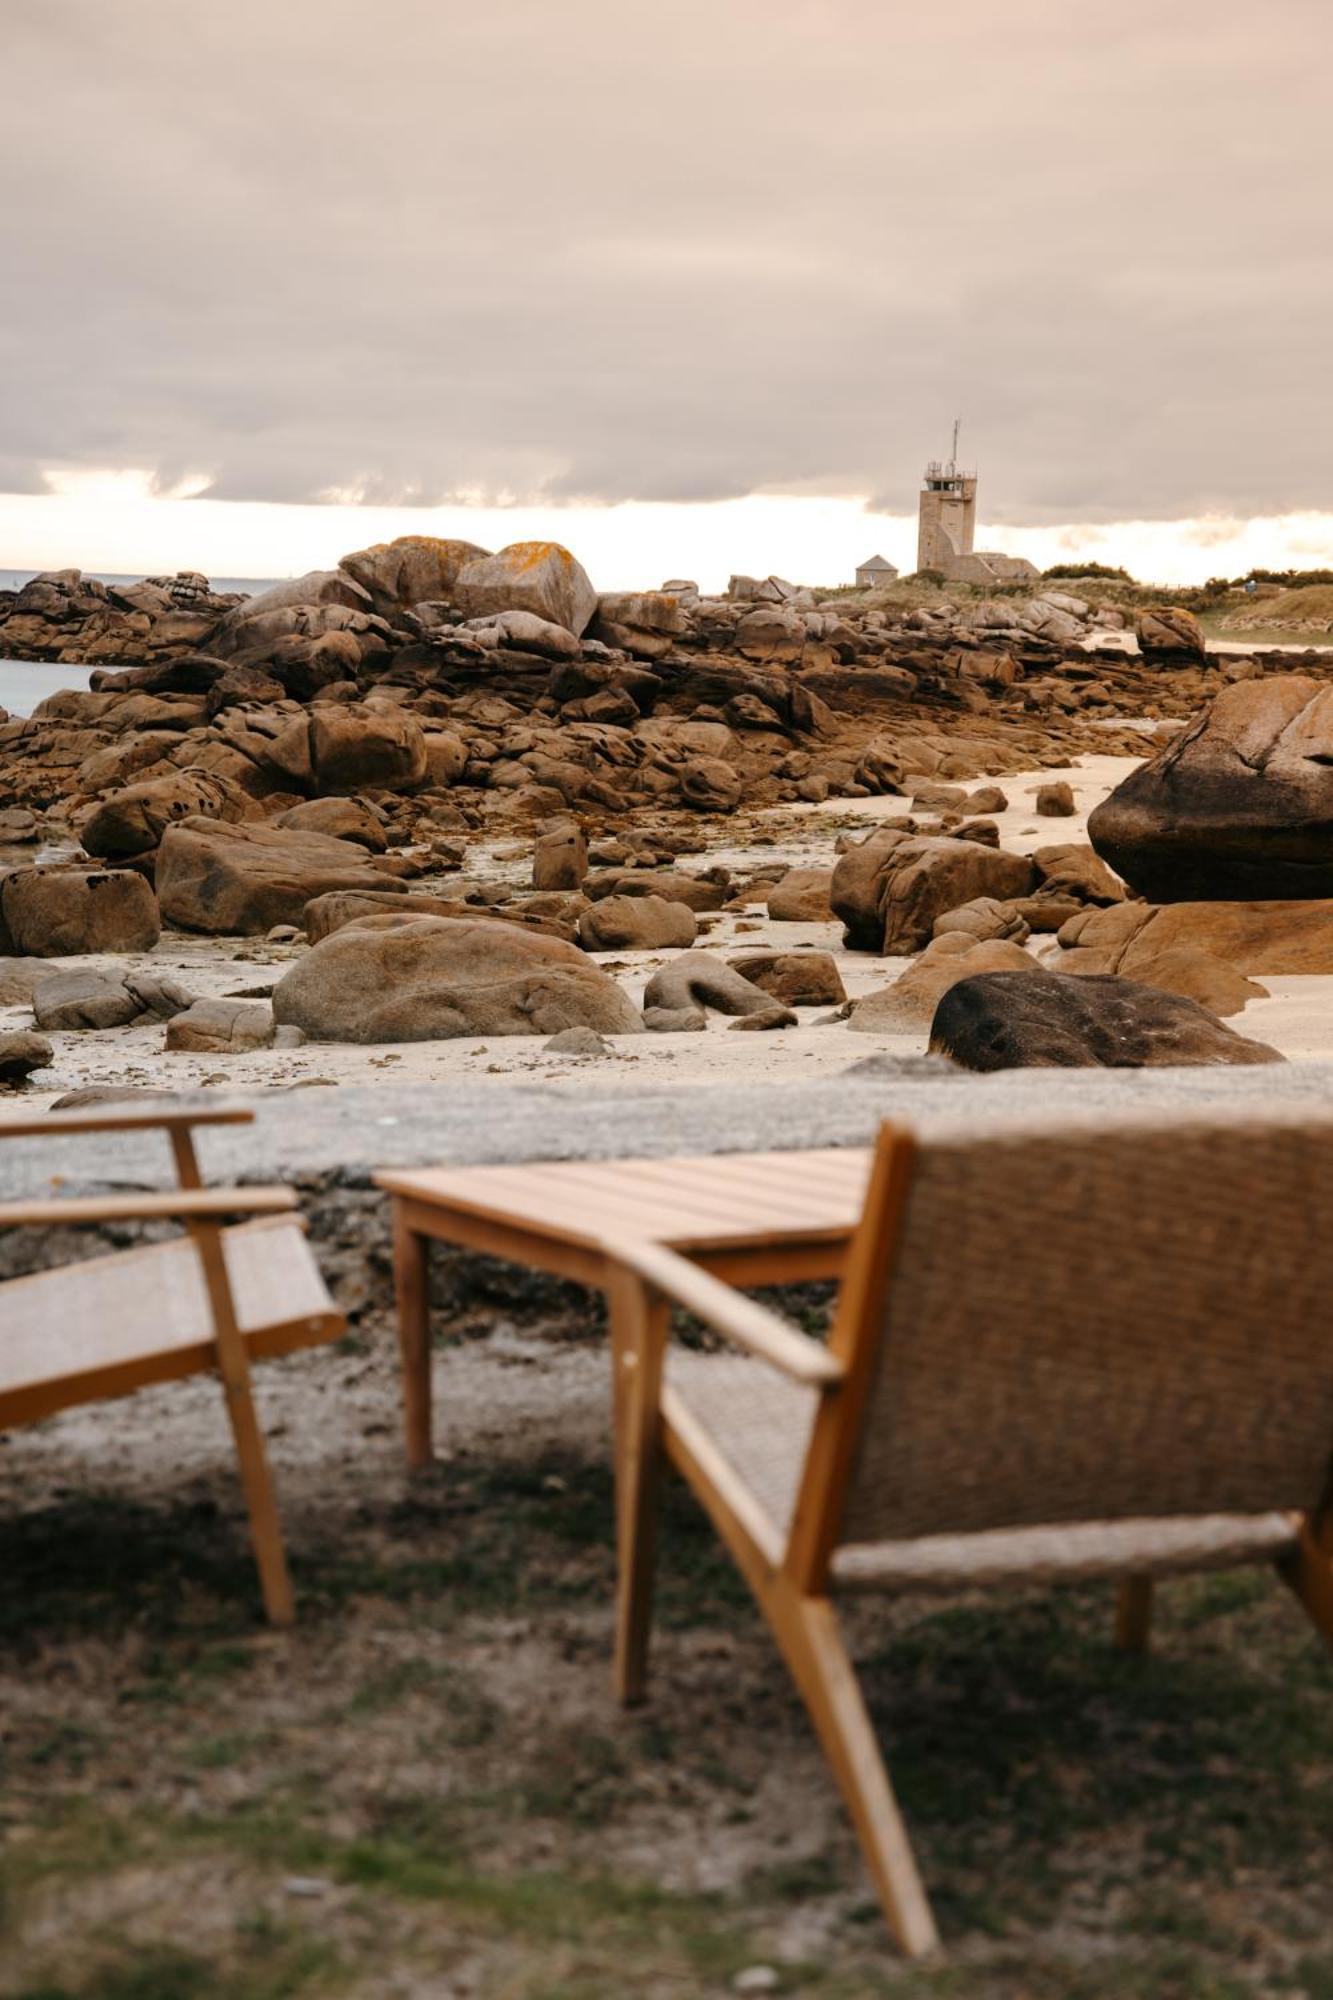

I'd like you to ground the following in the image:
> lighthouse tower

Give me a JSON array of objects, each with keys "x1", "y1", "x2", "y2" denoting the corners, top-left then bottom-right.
[{"x1": 916, "y1": 420, "x2": 977, "y2": 574}]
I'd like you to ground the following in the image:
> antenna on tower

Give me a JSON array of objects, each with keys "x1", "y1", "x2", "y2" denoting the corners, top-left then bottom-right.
[{"x1": 950, "y1": 417, "x2": 961, "y2": 475}]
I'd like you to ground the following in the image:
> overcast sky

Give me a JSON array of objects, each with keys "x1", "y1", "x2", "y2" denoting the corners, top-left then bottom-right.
[{"x1": 3, "y1": 0, "x2": 1331, "y2": 579}]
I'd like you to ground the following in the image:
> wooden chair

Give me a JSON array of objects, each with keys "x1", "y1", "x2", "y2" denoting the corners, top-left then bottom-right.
[
  {"x1": 605, "y1": 1114, "x2": 1333, "y2": 1957},
  {"x1": 0, "y1": 1105, "x2": 345, "y2": 1625}
]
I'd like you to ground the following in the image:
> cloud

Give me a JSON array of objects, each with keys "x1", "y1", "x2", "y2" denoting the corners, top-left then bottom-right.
[{"x1": 1, "y1": 0, "x2": 1329, "y2": 524}]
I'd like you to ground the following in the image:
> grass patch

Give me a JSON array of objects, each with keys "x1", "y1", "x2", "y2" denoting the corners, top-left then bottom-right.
[
  {"x1": 5, "y1": 1425, "x2": 1332, "y2": 1995},
  {"x1": 8, "y1": 1919, "x2": 346, "y2": 2000}
]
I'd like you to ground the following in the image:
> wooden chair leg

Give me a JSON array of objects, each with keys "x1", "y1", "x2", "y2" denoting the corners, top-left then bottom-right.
[
  {"x1": 220, "y1": 1367, "x2": 295, "y2": 1626},
  {"x1": 194, "y1": 1223, "x2": 294, "y2": 1626},
  {"x1": 768, "y1": 1584, "x2": 939, "y2": 1960},
  {"x1": 1115, "y1": 1575, "x2": 1154, "y2": 1653},
  {"x1": 1280, "y1": 1518, "x2": 1333, "y2": 1659},
  {"x1": 393, "y1": 1207, "x2": 433, "y2": 1468},
  {"x1": 607, "y1": 1268, "x2": 669, "y2": 1706}
]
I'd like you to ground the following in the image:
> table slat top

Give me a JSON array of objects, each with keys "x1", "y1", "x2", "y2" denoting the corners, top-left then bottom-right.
[{"x1": 375, "y1": 1147, "x2": 872, "y2": 1253}]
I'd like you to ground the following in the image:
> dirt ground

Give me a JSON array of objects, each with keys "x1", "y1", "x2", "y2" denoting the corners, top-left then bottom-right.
[{"x1": 3, "y1": 1253, "x2": 1333, "y2": 2000}]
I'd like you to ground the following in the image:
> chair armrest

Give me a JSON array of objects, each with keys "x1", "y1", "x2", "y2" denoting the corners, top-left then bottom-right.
[
  {"x1": 0, "y1": 1107, "x2": 254, "y2": 1141},
  {"x1": 0, "y1": 1187, "x2": 299, "y2": 1227},
  {"x1": 602, "y1": 1237, "x2": 843, "y2": 1386}
]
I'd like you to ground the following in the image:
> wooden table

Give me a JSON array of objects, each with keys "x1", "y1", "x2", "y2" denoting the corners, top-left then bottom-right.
[{"x1": 374, "y1": 1147, "x2": 872, "y2": 1465}]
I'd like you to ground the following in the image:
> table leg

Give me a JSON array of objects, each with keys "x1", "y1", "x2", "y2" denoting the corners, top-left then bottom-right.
[
  {"x1": 393, "y1": 1205, "x2": 433, "y2": 1467},
  {"x1": 607, "y1": 1267, "x2": 669, "y2": 1703}
]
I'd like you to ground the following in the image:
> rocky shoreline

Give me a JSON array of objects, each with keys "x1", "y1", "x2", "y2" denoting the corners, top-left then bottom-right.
[{"x1": 0, "y1": 535, "x2": 1331, "y2": 1098}]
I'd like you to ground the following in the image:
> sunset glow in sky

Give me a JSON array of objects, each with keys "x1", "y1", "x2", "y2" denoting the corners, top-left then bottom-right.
[{"x1": 4, "y1": 473, "x2": 1332, "y2": 593}]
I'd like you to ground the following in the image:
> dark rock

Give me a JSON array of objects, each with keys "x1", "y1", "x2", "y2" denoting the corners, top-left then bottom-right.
[
  {"x1": 1088, "y1": 676, "x2": 1333, "y2": 900},
  {"x1": 929, "y1": 970, "x2": 1284, "y2": 1070},
  {"x1": 0, "y1": 1030, "x2": 53, "y2": 1084}
]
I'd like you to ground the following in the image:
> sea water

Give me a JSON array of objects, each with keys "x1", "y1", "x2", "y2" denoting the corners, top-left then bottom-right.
[
  {"x1": 0, "y1": 661, "x2": 96, "y2": 717},
  {"x1": 0, "y1": 566, "x2": 276, "y2": 716}
]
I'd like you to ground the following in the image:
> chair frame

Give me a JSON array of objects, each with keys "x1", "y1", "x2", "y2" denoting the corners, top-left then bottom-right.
[
  {"x1": 605, "y1": 1123, "x2": 1333, "y2": 1959},
  {"x1": 0, "y1": 1105, "x2": 342, "y2": 1625}
]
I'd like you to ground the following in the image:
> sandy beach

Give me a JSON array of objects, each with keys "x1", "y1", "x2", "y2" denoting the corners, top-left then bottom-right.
[{"x1": 6, "y1": 748, "x2": 1328, "y2": 1112}]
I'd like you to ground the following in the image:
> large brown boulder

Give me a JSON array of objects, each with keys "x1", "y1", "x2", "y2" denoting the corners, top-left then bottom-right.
[
  {"x1": 156, "y1": 819, "x2": 403, "y2": 935},
  {"x1": 226, "y1": 570, "x2": 370, "y2": 618},
  {"x1": 590, "y1": 592, "x2": 688, "y2": 660},
  {"x1": 929, "y1": 969, "x2": 1282, "y2": 1070},
  {"x1": 272, "y1": 916, "x2": 643, "y2": 1042},
  {"x1": 582, "y1": 869, "x2": 726, "y2": 912},
  {"x1": 33, "y1": 969, "x2": 143, "y2": 1030},
  {"x1": 339, "y1": 536, "x2": 488, "y2": 619},
  {"x1": 1088, "y1": 677, "x2": 1333, "y2": 900},
  {"x1": 1031, "y1": 843, "x2": 1125, "y2": 906},
  {"x1": 1, "y1": 867, "x2": 161, "y2": 956},
  {"x1": 641, "y1": 951, "x2": 790, "y2": 1025},
  {"x1": 1058, "y1": 899, "x2": 1333, "y2": 976},
  {"x1": 1056, "y1": 902, "x2": 1267, "y2": 1016},
  {"x1": 0, "y1": 959, "x2": 61, "y2": 1003},
  {"x1": 832, "y1": 828, "x2": 1037, "y2": 954},
  {"x1": 275, "y1": 797, "x2": 388, "y2": 851},
  {"x1": 308, "y1": 704, "x2": 427, "y2": 794},
  {"x1": 1134, "y1": 606, "x2": 1205, "y2": 660},
  {"x1": 165, "y1": 999, "x2": 276, "y2": 1052},
  {"x1": 728, "y1": 951, "x2": 846, "y2": 1007},
  {"x1": 301, "y1": 890, "x2": 572, "y2": 944},
  {"x1": 421, "y1": 732, "x2": 468, "y2": 787},
  {"x1": 454, "y1": 542, "x2": 597, "y2": 638},
  {"x1": 766, "y1": 868, "x2": 834, "y2": 921},
  {"x1": 80, "y1": 769, "x2": 258, "y2": 860},
  {"x1": 533, "y1": 818, "x2": 587, "y2": 891},
  {"x1": 678, "y1": 758, "x2": 743, "y2": 812},
  {"x1": 577, "y1": 895, "x2": 696, "y2": 951},
  {"x1": 734, "y1": 606, "x2": 805, "y2": 665},
  {"x1": 1054, "y1": 897, "x2": 1333, "y2": 1014}
]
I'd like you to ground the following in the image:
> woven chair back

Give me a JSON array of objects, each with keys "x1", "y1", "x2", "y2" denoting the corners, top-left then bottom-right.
[{"x1": 839, "y1": 1117, "x2": 1333, "y2": 1544}]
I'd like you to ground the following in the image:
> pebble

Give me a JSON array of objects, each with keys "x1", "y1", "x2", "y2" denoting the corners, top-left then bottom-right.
[{"x1": 283, "y1": 1875, "x2": 331, "y2": 1899}]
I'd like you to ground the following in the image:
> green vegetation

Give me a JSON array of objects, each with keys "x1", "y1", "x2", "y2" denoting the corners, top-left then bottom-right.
[{"x1": 1042, "y1": 561, "x2": 1134, "y2": 582}]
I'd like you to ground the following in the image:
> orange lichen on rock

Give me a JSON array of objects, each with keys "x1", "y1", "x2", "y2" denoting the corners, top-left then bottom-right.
[{"x1": 454, "y1": 541, "x2": 597, "y2": 637}]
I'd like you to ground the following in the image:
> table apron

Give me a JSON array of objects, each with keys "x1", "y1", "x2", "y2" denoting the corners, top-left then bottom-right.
[{"x1": 389, "y1": 1197, "x2": 851, "y2": 1290}]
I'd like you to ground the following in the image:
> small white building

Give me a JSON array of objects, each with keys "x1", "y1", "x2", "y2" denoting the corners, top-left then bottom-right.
[{"x1": 855, "y1": 553, "x2": 899, "y2": 588}]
